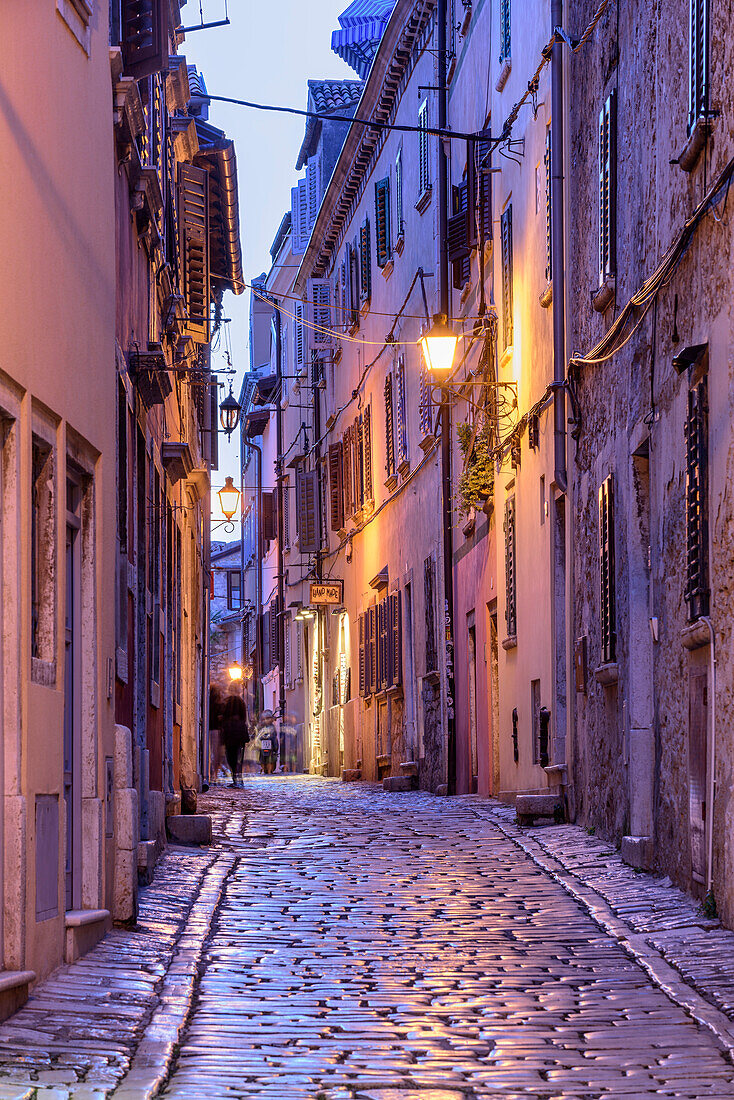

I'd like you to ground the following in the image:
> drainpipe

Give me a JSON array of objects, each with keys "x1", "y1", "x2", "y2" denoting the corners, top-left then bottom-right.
[
  {"x1": 274, "y1": 305, "x2": 287, "y2": 759},
  {"x1": 438, "y1": 0, "x2": 457, "y2": 794},
  {"x1": 551, "y1": 0, "x2": 567, "y2": 493},
  {"x1": 701, "y1": 616, "x2": 717, "y2": 897},
  {"x1": 245, "y1": 437, "x2": 264, "y2": 716}
]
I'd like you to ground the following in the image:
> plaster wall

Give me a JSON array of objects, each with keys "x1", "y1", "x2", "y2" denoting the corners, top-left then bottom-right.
[{"x1": 0, "y1": 2, "x2": 117, "y2": 978}]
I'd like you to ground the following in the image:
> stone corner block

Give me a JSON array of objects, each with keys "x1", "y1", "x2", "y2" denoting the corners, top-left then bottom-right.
[
  {"x1": 166, "y1": 814, "x2": 212, "y2": 846},
  {"x1": 516, "y1": 794, "x2": 564, "y2": 825},
  {"x1": 382, "y1": 776, "x2": 413, "y2": 793},
  {"x1": 620, "y1": 834, "x2": 654, "y2": 871},
  {"x1": 114, "y1": 725, "x2": 133, "y2": 790}
]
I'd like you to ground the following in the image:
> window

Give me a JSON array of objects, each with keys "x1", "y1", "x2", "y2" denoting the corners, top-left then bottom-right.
[
  {"x1": 384, "y1": 373, "x2": 396, "y2": 479},
  {"x1": 284, "y1": 611, "x2": 292, "y2": 686},
  {"x1": 500, "y1": 204, "x2": 514, "y2": 350},
  {"x1": 227, "y1": 570, "x2": 242, "y2": 611},
  {"x1": 396, "y1": 354, "x2": 408, "y2": 468},
  {"x1": 598, "y1": 475, "x2": 616, "y2": 662},
  {"x1": 294, "y1": 301, "x2": 305, "y2": 373},
  {"x1": 58, "y1": 0, "x2": 92, "y2": 53},
  {"x1": 283, "y1": 478, "x2": 290, "y2": 548},
  {"x1": 296, "y1": 467, "x2": 319, "y2": 554},
  {"x1": 685, "y1": 376, "x2": 709, "y2": 621},
  {"x1": 598, "y1": 92, "x2": 616, "y2": 286},
  {"x1": 328, "y1": 442, "x2": 344, "y2": 531},
  {"x1": 476, "y1": 138, "x2": 492, "y2": 245},
  {"x1": 362, "y1": 405, "x2": 373, "y2": 502},
  {"x1": 395, "y1": 149, "x2": 404, "y2": 238},
  {"x1": 418, "y1": 363, "x2": 433, "y2": 439},
  {"x1": 118, "y1": 0, "x2": 168, "y2": 79},
  {"x1": 544, "y1": 126, "x2": 552, "y2": 284},
  {"x1": 375, "y1": 178, "x2": 391, "y2": 268},
  {"x1": 178, "y1": 163, "x2": 211, "y2": 343},
  {"x1": 418, "y1": 101, "x2": 430, "y2": 197},
  {"x1": 504, "y1": 495, "x2": 517, "y2": 637},
  {"x1": 689, "y1": 0, "x2": 709, "y2": 134},
  {"x1": 307, "y1": 151, "x2": 322, "y2": 230},
  {"x1": 499, "y1": 0, "x2": 510, "y2": 62},
  {"x1": 359, "y1": 218, "x2": 372, "y2": 303},
  {"x1": 449, "y1": 177, "x2": 471, "y2": 289},
  {"x1": 31, "y1": 437, "x2": 56, "y2": 667}
]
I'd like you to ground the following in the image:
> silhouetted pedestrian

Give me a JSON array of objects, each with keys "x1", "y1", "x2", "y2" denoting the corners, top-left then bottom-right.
[{"x1": 221, "y1": 692, "x2": 249, "y2": 787}]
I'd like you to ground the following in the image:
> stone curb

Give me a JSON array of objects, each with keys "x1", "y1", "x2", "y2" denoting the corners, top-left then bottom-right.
[
  {"x1": 482, "y1": 810, "x2": 734, "y2": 1059},
  {"x1": 111, "y1": 852, "x2": 237, "y2": 1100}
]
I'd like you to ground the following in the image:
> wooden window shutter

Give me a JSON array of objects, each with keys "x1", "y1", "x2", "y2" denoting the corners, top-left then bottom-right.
[
  {"x1": 689, "y1": 0, "x2": 708, "y2": 133},
  {"x1": 475, "y1": 139, "x2": 493, "y2": 245},
  {"x1": 685, "y1": 377, "x2": 709, "y2": 621},
  {"x1": 396, "y1": 355, "x2": 408, "y2": 466},
  {"x1": 328, "y1": 442, "x2": 344, "y2": 531},
  {"x1": 270, "y1": 596, "x2": 280, "y2": 670},
  {"x1": 354, "y1": 416, "x2": 364, "y2": 508},
  {"x1": 307, "y1": 151, "x2": 322, "y2": 230},
  {"x1": 545, "y1": 127, "x2": 552, "y2": 284},
  {"x1": 500, "y1": 204, "x2": 514, "y2": 350},
  {"x1": 418, "y1": 102, "x2": 429, "y2": 195},
  {"x1": 359, "y1": 219, "x2": 372, "y2": 302},
  {"x1": 350, "y1": 239, "x2": 361, "y2": 324},
  {"x1": 367, "y1": 605, "x2": 377, "y2": 694},
  {"x1": 374, "y1": 178, "x2": 391, "y2": 268},
  {"x1": 424, "y1": 556, "x2": 437, "y2": 672},
  {"x1": 396, "y1": 149, "x2": 404, "y2": 235},
  {"x1": 598, "y1": 476, "x2": 616, "y2": 662},
  {"x1": 598, "y1": 92, "x2": 616, "y2": 285},
  {"x1": 384, "y1": 373, "x2": 395, "y2": 477},
  {"x1": 389, "y1": 590, "x2": 402, "y2": 688},
  {"x1": 499, "y1": 0, "x2": 511, "y2": 62},
  {"x1": 284, "y1": 611, "x2": 292, "y2": 686},
  {"x1": 358, "y1": 613, "x2": 366, "y2": 696},
  {"x1": 296, "y1": 620, "x2": 304, "y2": 680},
  {"x1": 297, "y1": 468, "x2": 319, "y2": 554},
  {"x1": 262, "y1": 608, "x2": 271, "y2": 673},
  {"x1": 262, "y1": 491, "x2": 275, "y2": 543},
  {"x1": 342, "y1": 427, "x2": 354, "y2": 517},
  {"x1": 294, "y1": 301, "x2": 305, "y2": 372},
  {"x1": 178, "y1": 163, "x2": 210, "y2": 343},
  {"x1": 418, "y1": 364, "x2": 432, "y2": 438},
  {"x1": 449, "y1": 180, "x2": 471, "y2": 289},
  {"x1": 283, "y1": 481, "x2": 290, "y2": 548},
  {"x1": 377, "y1": 598, "x2": 388, "y2": 690},
  {"x1": 307, "y1": 279, "x2": 334, "y2": 351},
  {"x1": 121, "y1": 0, "x2": 168, "y2": 80},
  {"x1": 504, "y1": 496, "x2": 517, "y2": 637},
  {"x1": 362, "y1": 405, "x2": 373, "y2": 501}
]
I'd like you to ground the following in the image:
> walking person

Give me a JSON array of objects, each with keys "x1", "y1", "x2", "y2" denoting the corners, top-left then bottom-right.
[
  {"x1": 209, "y1": 684, "x2": 224, "y2": 782},
  {"x1": 221, "y1": 690, "x2": 249, "y2": 787},
  {"x1": 256, "y1": 710, "x2": 279, "y2": 775}
]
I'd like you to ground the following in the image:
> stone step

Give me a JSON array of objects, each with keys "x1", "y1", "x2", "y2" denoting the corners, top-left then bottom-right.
[{"x1": 516, "y1": 793, "x2": 565, "y2": 825}]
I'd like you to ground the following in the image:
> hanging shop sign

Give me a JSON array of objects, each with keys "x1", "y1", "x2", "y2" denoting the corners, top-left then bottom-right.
[{"x1": 309, "y1": 580, "x2": 344, "y2": 605}]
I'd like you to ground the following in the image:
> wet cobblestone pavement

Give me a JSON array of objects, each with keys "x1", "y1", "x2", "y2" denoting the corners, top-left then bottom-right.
[
  {"x1": 0, "y1": 776, "x2": 732, "y2": 1098},
  {"x1": 163, "y1": 778, "x2": 734, "y2": 1099}
]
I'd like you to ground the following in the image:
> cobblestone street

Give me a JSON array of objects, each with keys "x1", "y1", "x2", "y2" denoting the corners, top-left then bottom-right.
[{"x1": 1, "y1": 777, "x2": 734, "y2": 1098}]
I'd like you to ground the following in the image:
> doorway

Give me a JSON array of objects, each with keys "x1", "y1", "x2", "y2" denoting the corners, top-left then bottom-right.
[
  {"x1": 64, "y1": 475, "x2": 82, "y2": 912},
  {"x1": 467, "y1": 618, "x2": 478, "y2": 792}
]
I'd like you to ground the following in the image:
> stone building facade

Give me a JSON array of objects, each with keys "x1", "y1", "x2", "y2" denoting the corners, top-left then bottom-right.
[{"x1": 566, "y1": 0, "x2": 734, "y2": 922}]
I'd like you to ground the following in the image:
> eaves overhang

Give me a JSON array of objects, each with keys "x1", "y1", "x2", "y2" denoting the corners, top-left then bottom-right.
[
  {"x1": 294, "y1": 0, "x2": 434, "y2": 296},
  {"x1": 194, "y1": 126, "x2": 244, "y2": 296}
]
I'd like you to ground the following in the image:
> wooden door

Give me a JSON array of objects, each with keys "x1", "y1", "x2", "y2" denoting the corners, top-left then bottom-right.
[{"x1": 688, "y1": 665, "x2": 708, "y2": 888}]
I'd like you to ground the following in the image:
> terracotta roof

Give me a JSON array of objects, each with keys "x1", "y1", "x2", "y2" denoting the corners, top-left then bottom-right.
[{"x1": 307, "y1": 79, "x2": 364, "y2": 113}]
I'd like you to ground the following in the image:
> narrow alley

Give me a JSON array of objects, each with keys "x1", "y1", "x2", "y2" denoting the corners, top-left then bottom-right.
[{"x1": 0, "y1": 778, "x2": 732, "y2": 1098}]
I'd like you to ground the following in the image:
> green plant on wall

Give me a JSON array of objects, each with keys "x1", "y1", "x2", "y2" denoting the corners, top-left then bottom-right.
[{"x1": 457, "y1": 415, "x2": 495, "y2": 517}]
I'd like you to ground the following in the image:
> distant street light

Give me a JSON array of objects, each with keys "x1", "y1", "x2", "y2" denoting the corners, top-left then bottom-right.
[
  {"x1": 419, "y1": 313, "x2": 459, "y2": 376},
  {"x1": 227, "y1": 660, "x2": 243, "y2": 682},
  {"x1": 218, "y1": 476, "x2": 241, "y2": 525},
  {"x1": 219, "y1": 383, "x2": 242, "y2": 437}
]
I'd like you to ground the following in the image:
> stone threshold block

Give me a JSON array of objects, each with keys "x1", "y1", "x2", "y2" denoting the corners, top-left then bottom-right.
[
  {"x1": 621, "y1": 834, "x2": 654, "y2": 871},
  {"x1": 166, "y1": 814, "x2": 212, "y2": 846},
  {"x1": 516, "y1": 793, "x2": 565, "y2": 826},
  {"x1": 0, "y1": 970, "x2": 35, "y2": 1024},
  {"x1": 65, "y1": 909, "x2": 111, "y2": 963},
  {"x1": 341, "y1": 768, "x2": 361, "y2": 782},
  {"x1": 383, "y1": 775, "x2": 414, "y2": 792},
  {"x1": 137, "y1": 839, "x2": 157, "y2": 886}
]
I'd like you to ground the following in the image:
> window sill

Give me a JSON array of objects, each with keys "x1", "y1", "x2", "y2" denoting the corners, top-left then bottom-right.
[
  {"x1": 150, "y1": 680, "x2": 161, "y2": 709},
  {"x1": 592, "y1": 275, "x2": 615, "y2": 313},
  {"x1": 415, "y1": 186, "x2": 432, "y2": 215},
  {"x1": 500, "y1": 344, "x2": 514, "y2": 370},
  {"x1": 501, "y1": 634, "x2": 517, "y2": 651},
  {"x1": 678, "y1": 116, "x2": 711, "y2": 173},
  {"x1": 423, "y1": 670, "x2": 440, "y2": 686},
  {"x1": 174, "y1": 702, "x2": 183, "y2": 727},
  {"x1": 680, "y1": 619, "x2": 712, "y2": 651},
  {"x1": 116, "y1": 646, "x2": 129, "y2": 685},
  {"x1": 381, "y1": 258, "x2": 394, "y2": 280},
  {"x1": 384, "y1": 473, "x2": 398, "y2": 492},
  {"x1": 459, "y1": 279, "x2": 473, "y2": 306},
  {"x1": 462, "y1": 510, "x2": 476, "y2": 537},
  {"x1": 394, "y1": 233, "x2": 405, "y2": 256},
  {"x1": 418, "y1": 433, "x2": 436, "y2": 453},
  {"x1": 360, "y1": 298, "x2": 370, "y2": 316},
  {"x1": 594, "y1": 661, "x2": 619, "y2": 686},
  {"x1": 495, "y1": 57, "x2": 512, "y2": 92},
  {"x1": 539, "y1": 282, "x2": 553, "y2": 309},
  {"x1": 397, "y1": 459, "x2": 410, "y2": 479}
]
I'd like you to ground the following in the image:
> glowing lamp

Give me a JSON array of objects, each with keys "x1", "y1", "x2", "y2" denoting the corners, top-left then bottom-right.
[
  {"x1": 419, "y1": 313, "x2": 459, "y2": 375},
  {"x1": 227, "y1": 661, "x2": 243, "y2": 681},
  {"x1": 218, "y1": 476, "x2": 240, "y2": 522}
]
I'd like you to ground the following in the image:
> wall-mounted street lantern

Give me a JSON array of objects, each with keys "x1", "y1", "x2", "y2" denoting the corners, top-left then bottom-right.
[
  {"x1": 227, "y1": 660, "x2": 243, "y2": 681},
  {"x1": 217, "y1": 476, "x2": 241, "y2": 527},
  {"x1": 419, "y1": 313, "x2": 459, "y2": 376},
  {"x1": 219, "y1": 383, "x2": 242, "y2": 437}
]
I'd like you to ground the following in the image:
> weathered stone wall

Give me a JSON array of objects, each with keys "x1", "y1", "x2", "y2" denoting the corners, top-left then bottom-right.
[{"x1": 568, "y1": 0, "x2": 734, "y2": 921}]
